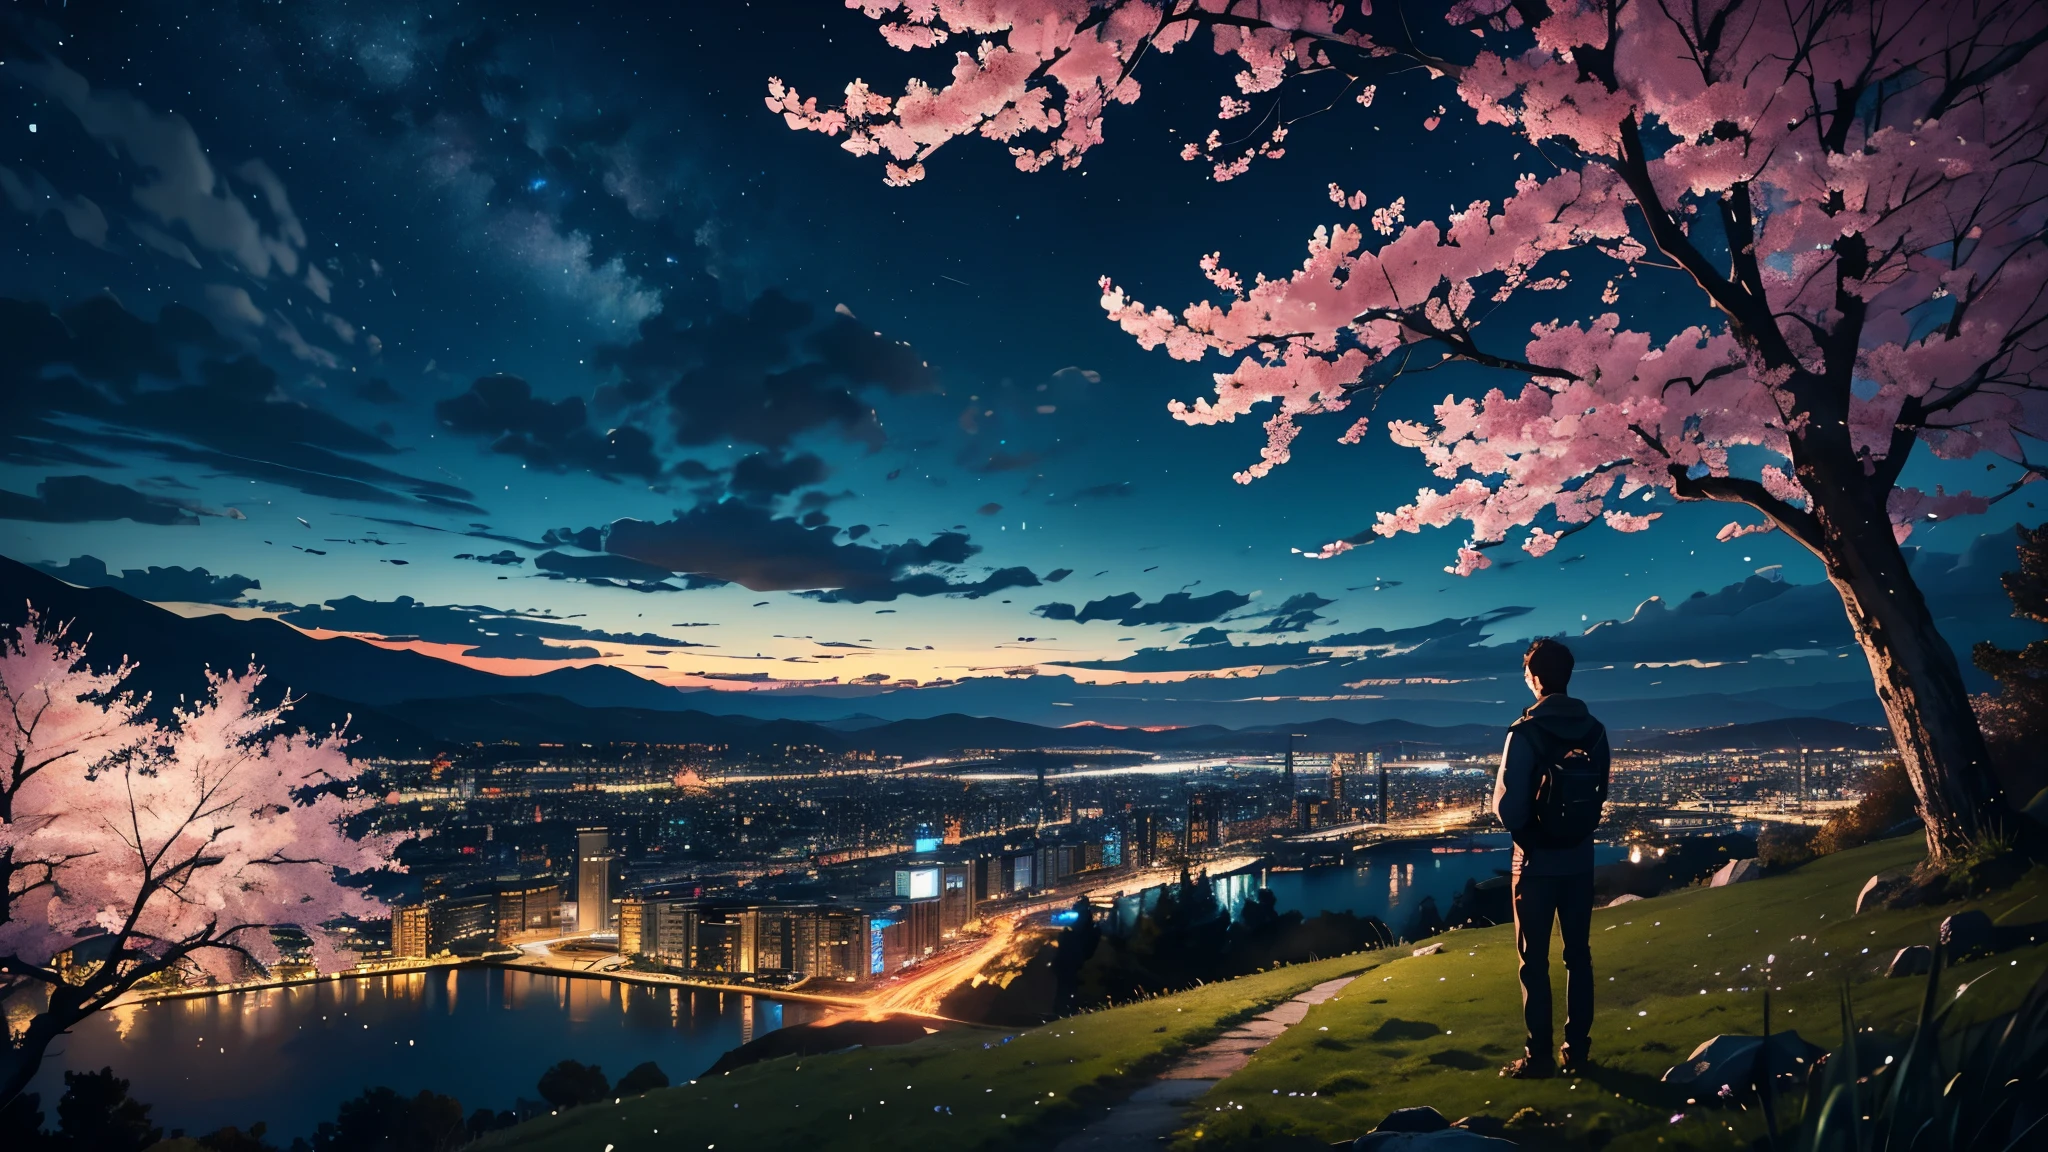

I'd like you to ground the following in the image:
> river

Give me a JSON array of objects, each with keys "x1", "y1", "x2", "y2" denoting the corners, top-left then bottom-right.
[
  {"x1": 25, "y1": 833, "x2": 1612, "y2": 1140},
  {"x1": 24, "y1": 968, "x2": 825, "y2": 1142}
]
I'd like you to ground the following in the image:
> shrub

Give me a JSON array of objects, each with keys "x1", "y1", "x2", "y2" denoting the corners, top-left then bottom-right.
[
  {"x1": 1811, "y1": 759, "x2": 1919, "y2": 857},
  {"x1": 535, "y1": 1060, "x2": 609, "y2": 1109},
  {"x1": 1758, "y1": 823, "x2": 1820, "y2": 870},
  {"x1": 614, "y1": 1062, "x2": 669, "y2": 1096}
]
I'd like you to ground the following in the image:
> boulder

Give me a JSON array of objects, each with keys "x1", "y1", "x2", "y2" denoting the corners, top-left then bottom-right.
[
  {"x1": 1855, "y1": 872, "x2": 1910, "y2": 915},
  {"x1": 1886, "y1": 945, "x2": 1934, "y2": 978},
  {"x1": 1349, "y1": 1133, "x2": 1519, "y2": 1151},
  {"x1": 1374, "y1": 1107, "x2": 1450, "y2": 1133},
  {"x1": 1940, "y1": 910, "x2": 1996, "y2": 960},
  {"x1": 1710, "y1": 858, "x2": 1762, "y2": 887},
  {"x1": 1605, "y1": 894, "x2": 1645, "y2": 907},
  {"x1": 1662, "y1": 1031, "x2": 1827, "y2": 1097},
  {"x1": 1412, "y1": 942, "x2": 1445, "y2": 957}
]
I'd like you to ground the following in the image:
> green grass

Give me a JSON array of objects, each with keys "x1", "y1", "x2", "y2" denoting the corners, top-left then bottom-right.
[
  {"x1": 1174, "y1": 835, "x2": 2048, "y2": 1150},
  {"x1": 476, "y1": 836, "x2": 2048, "y2": 1152},
  {"x1": 476, "y1": 951, "x2": 1382, "y2": 1152}
]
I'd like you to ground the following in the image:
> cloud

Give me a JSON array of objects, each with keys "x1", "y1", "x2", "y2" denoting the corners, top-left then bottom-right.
[
  {"x1": 1034, "y1": 589, "x2": 1255, "y2": 626},
  {"x1": 0, "y1": 295, "x2": 479, "y2": 511},
  {"x1": 0, "y1": 163, "x2": 109, "y2": 246},
  {"x1": 435, "y1": 374, "x2": 663, "y2": 480},
  {"x1": 33, "y1": 554, "x2": 259, "y2": 603},
  {"x1": 0, "y1": 475, "x2": 202, "y2": 526},
  {"x1": 532, "y1": 549, "x2": 719, "y2": 592},
  {"x1": 10, "y1": 59, "x2": 308, "y2": 279},
  {"x1": 273, "y1": 595, "x2": 711, "y2": 661},
  {"x1": 595, "y1": 291, "x2": 934, "y2": 449},
  {"x1": 539, "y1": 502, "x2": 1042, "y2": 602},
  {"x1": 728, "y1": 451, "x2": 828, "y2": 503},
  {"x1": 1241, "y1": 592, "x2": 1337, "y2": 634},
  {"x1": 454, "y1": 550, "x2": 524, "y2": 566},
  {"x1": 1054, "y1": 639, "x2": 1322, "y2": 673}
]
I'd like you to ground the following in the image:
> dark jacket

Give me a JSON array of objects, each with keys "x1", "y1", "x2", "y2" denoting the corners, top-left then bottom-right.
[{"x1": 1492, "y1": 694, "x2": 1608, "y2": 876}]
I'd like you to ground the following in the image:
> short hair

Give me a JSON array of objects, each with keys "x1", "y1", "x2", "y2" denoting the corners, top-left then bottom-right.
[{"x1": 1524, "y1": 638, "x2": 1574, "y2": 694}]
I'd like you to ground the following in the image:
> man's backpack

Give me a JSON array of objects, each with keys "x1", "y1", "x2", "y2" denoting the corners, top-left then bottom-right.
[{"x1": 1514, "y1": 718, "x2": 1610, "y2": 849}]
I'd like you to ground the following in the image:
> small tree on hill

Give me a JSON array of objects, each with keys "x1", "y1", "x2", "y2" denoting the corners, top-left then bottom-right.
[
  {"x1": 1, "y1": 613, "x2": 394, "y2": 1106},
  {"x1": 1974, "y1": 523, "x2": 2048, "y2": 802},
  {"x1": 770, "y1": 0, "x2": 2048, "y2": 862}
]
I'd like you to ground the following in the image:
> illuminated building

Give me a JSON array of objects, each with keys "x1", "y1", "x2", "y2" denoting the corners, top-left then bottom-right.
[
  {"x1": 576, "y1": 827, "x2": 611, "y2": 932},
  {"x1": 1186, "y1": 790, "x2": 1219, "y2": 852},
  {"x1": 392, "y1": 902, "x2": 431, "y2": 960}
]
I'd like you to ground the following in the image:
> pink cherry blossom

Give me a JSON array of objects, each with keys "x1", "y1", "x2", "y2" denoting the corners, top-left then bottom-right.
[
  {"x1": 776, "y1": 0, "x2": 2048, "y2": 857},
  {"x1": 1, "y1": 611, "x2": 396, "y2": 1101}
]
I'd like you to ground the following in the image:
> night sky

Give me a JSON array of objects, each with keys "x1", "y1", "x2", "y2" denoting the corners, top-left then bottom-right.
[{"x1": 0, "y1": 2, "x2": 2033, "y2": 728}]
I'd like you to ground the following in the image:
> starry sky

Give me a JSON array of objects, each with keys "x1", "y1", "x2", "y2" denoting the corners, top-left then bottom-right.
[{"x1": 0, "y1": 2, "x2": 2034, "y2": 727}]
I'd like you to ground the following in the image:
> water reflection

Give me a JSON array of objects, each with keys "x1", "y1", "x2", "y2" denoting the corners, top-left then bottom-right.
[{"x1": 26, "y1": 968, "x2": 822, "y2": 1143}]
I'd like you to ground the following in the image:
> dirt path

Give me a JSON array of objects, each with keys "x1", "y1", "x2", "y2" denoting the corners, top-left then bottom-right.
[{"x1": 1054, "y1": 974, "x2": 1358, "y2": 1149}]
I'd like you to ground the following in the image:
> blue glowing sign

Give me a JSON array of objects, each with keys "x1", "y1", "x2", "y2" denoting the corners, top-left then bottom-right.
[{"x1": 914, "y1": 837, "x2": 942, "y2": 853}]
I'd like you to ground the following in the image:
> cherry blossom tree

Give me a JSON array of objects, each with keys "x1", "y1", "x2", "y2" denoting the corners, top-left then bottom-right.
[
  {"x1": 2, "y1": 612, "x2": 393, "y2": 1106},
  {"x1": 770, "y1": 0, "x2": 2048, "y2": 861}
]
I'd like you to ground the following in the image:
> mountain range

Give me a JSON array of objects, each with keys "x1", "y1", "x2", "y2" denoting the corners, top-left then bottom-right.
[{"x1": 0, "y1": 555, "x2": 1894, "y2": 759}]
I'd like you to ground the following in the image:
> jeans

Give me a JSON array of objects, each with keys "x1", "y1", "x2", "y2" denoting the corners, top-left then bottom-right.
[{"x1": 1512, "y1": 869, "x2": 1594, "y2": 1063}]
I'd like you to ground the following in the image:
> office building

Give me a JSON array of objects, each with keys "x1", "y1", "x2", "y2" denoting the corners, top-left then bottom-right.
[{"x1": 576, "y1": 827, "x2": 611, "y2": 932}]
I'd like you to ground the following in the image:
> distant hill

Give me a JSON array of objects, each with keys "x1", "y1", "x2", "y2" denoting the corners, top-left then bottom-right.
[
  {"x1": 2, "y1": 554, "x2": 1888, "y2": 760},
  {"x1": 0, "y1": 555, "x2": 693, "y2": 712},
  {"x1": 1622, "y1": 717, "x2": 1893, "y2": 753}
]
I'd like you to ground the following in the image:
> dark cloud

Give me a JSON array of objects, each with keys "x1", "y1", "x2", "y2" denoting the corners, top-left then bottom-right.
[
  {"x1": 455, "y1": 550, "x2": 524, "y2": 566},
  {"x1": 532, "y1": 549, "x2": 723, "y2": 592},
  {"x1": 728, "y1": 451, "x2": 828, "y2": 503},
  {"x1": 594, "y1": 291, "x2": 934, "y2": 449},
  {"x1": 1182, "y1": 626, "x2": 1232, "y2": 646},
  {"x1": 1316, "y1": 606, "x2": 1535, "y2": 651},
  {"x1": 971, "y1": 449, "x2": 1040, "y2": 473},
  {"x1": 1044, "y1": 568, "x2": 1072, "y2": 582},
  {"x1": 0, "y1": 475, "x2": 202, "y2": 526},
  {"x1": 597, "y1": 501, "x2": 976, "y2": 595},
  {"x1": 1053, "y1": 640, "x2": 1321, "y2": 673},
  {"x1": 0, "y1": 296, "x2": 480, "y2": 511},
  {"x1": 34, "y1": 554, "x2": 259, "y2": 603},
  {"x1": 977, "y1": 502, "x2": 1003, "y2": 516},
  {"x1": 1034, "y1": 589, "x2": 1254, "y2": 626},
  {"x1": 273, "y1": 595, "x2": 711, "y2": 661},
  {"x1": 435, "y1": 374, "x2": 663, "y2": 480},
  {"x1": 805, "y1": 565, "x2": 1041, "y2": 605},
  {"x1": 1242, "y1": 592, "x2": 1337, "y2": 635}
]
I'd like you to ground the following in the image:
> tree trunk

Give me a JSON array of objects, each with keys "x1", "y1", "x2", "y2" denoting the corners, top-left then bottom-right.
[
  {"x1": 0, "y1": 987, "x2": 86, "y2": 1108},
  {"x1": 1805, "y1": 472, "x2": 2008, "y2": 864}
]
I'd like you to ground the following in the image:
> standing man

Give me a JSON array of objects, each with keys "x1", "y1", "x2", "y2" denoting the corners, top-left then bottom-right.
[{"x1": 1494, "y1": 638, "x2": 1610, "y2": 1078}]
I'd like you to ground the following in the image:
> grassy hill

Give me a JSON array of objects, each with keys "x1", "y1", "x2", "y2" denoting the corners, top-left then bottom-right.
[
  {"x1": 1175, "y1": 834, "x2": 2046, "y2": 1149},
  {"x1": 474, "y1": 953, "x2": 1382, "y2": 1152},
  {"x1": 478, "y1": 835, "x2": 2047, "y2": 1152}
]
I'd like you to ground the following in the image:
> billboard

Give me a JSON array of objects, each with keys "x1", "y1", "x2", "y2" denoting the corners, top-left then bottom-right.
[
  {"x1": 906, "y1": 867, "x2": 939, "y2": 900},
  {"x1": 914, "y1": 836, "x2": 943, "y2": 853}
]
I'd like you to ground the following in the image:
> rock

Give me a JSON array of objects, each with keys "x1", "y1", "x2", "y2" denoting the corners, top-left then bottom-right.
[
  {"x1": 1411, "y1": 942, "x2": 1445, "y2": 957},
  {"x1": 1452, "y1": 1115, "x2": 1508, "y2": 1137},
  {"x1": 1855, "y1": 872, "x2": 1910, "y2": 915},
  {"x1": 1374, "y1": 1106, "x2": 1450, "y2": 1132},
  {"x1": 1710, "y1": 858, "x2": 1762, "y2": 887},
  {"x1": 1662, "y1": 1031, "x2": 1827, "y2": 1097},
  {"x1": 1605, "y1": 894, "x2": 1644, "y2": 907},
  {"x1": 1940, "y1": 910, "x2": 1996, "y2": 960},
  {"x1": 1886, "y1": 945, "x2": 1933, "y2": 977},
  {"x1": 1349, "y1": 1133, "x2": 1519, "y2": 1151}
]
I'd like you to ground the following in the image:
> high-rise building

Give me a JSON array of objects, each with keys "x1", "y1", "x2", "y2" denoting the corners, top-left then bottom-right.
[
  {"x1": 576, "y1": 827, "x2": 612, "y2": 933},
  {"x1": 1128, "y1": 810, "x2": 1160, "y2": 868},
  {"x1": 1186, "y1": 791, "x2": 1219, "y2": 852},
  {"x1": 392, "y1": 902, "x2": 431, "y2": 960},
  {"x1": 1371, "y1": 752, "x2": 1388, "y2": 823},
  {"x1": 1330, "y1": 752, "x2": 1355, "y2": 817}
]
